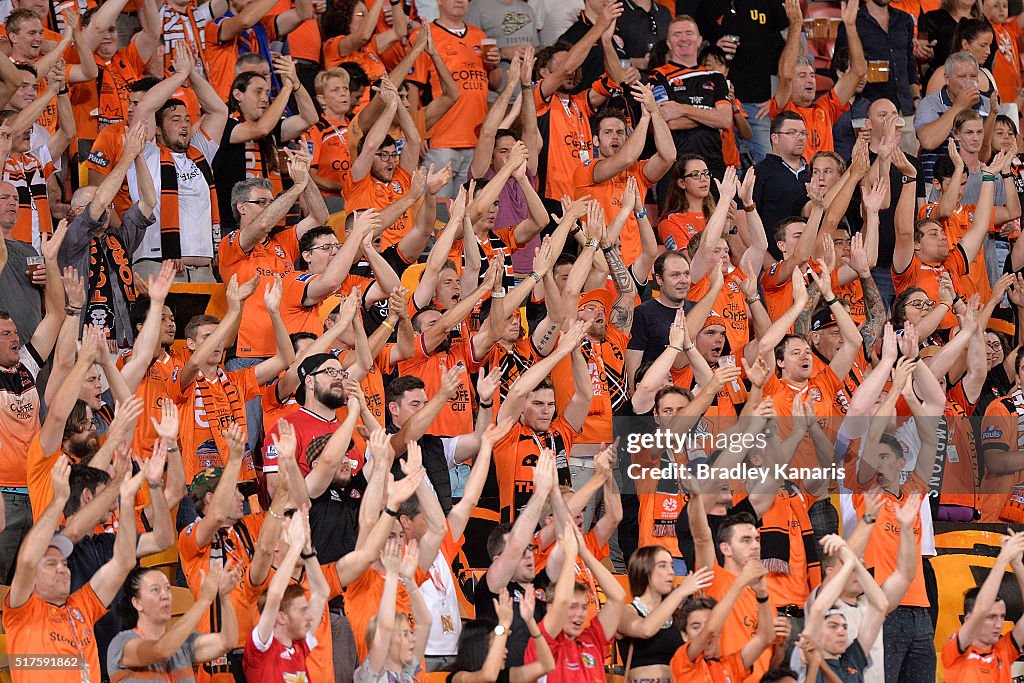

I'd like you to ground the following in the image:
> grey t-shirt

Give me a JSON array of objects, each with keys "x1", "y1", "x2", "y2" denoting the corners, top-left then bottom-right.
[
  {"x1": 465, "y1": 0, "x2": 539, "y2": 49},
  {"x1": 353, "y1": 659, "x2": 420, "y2": 683},
  {"x1": 926, "y1": 168, "x2": 1007, "y2": 207},
  {"x1": 0, "y1": 239, "x2": 41, "y2": 346},
  {"x1": 107, "y1": 630, "x2": 200, "y2": 682}
]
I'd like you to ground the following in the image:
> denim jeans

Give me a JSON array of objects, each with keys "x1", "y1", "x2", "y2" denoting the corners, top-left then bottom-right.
[
  {"x1": 871, "y1": 265, "x2": 896, "y2": 312},
  {"x1": 225, "y1": 355, "x2": 266, "y2": 466},
  {"x1": 986, "y1": 238, "x2": 1012, "y2": 291},
  {"x1": 740, "y1": 101, "x2": 772, "y2": 165},
  {"x1": 883, "y1": 606, "x2": 936, "y2": 683},
  {"x1": 0, "y1": 492, "x2": 31, "y2": 583}
]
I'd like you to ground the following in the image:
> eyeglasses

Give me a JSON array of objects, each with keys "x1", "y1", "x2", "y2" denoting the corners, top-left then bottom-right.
[
  {"x1": 306, "y1": 243, "x2": 342, "y2": 253},
  {"x1": 684, "y1": 170, "x2": 712, "y2": 179},
  {"x1": 523, "y1": 544, "x2": 538, "y2": 555},
  {"x1": 775, "y1": 130, "x2": 809, "y2": 138},
  {"x1": 375, "y1": 151, "x2": 399, "y2": 161},
  {"x1": 311, "y1": 367, "x2": 349, "y2": 378},
  {"x1": 906, "y1": 299, "x2": 935, "y2": 310},
  {"x1": 987, "y1": 340, "x2": 1004, "y2": 351},
  {"x1": 244, "y1": 198, "x2": 272, "y2": 207}
]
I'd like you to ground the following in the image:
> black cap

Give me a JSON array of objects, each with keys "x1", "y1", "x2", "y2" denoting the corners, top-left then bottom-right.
[
  {"x1": 811, "y1": 307, "x2": 837, "y2": 332},
  {"x1": 294, "y1": 353, "x2": 335, "y2": 405}
]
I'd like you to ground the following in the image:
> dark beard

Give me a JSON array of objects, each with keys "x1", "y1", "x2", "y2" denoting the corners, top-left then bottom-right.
[
  {"x1": 315, "y1": 385, "x2": 347, "y2": 410},
  {"x1": 69, "y1": 437, "x2": 100, "y2": 462}
]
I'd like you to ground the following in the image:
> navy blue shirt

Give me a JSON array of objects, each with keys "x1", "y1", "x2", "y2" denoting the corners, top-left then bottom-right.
[{"x1": 835, "y1": 5, "x2": 918, "y2": 116}]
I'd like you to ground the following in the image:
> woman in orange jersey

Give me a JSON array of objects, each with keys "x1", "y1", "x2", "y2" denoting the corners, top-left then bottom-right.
[
  {"x1": 982, "y1": 0, "x2": 1023, "y2": 104},
  {"x1": 617, "y1": 548, "x2": 713, "y2": 683},
  {"x1": 108, "y1": 564, "x2": 241, "y2": 680},
  {"x1": 657, "y1": 155, "x2": 715, "y2": 252},
  {"x1": 321, "y1": 0, "x2": 407, "y2": 75}
]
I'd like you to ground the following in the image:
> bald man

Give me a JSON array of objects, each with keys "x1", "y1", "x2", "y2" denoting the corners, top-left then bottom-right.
[
  {"x1": 57, "y1": 124, "x2": 156, "y2": 348},
  {"x1": 0, "y1": 180, "x2": 43, "y2": 345}
]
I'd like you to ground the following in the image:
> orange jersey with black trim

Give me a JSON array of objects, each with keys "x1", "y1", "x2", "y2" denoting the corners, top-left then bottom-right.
[
  {"x1": 117, "y1": 347, "x2": 192, "y2": 460},
  {"x1": 941, "y1": 631, "x2": 1021, "y2": 683},
  {"x1": 573, "y1": 158, "x2": 652, "y2": 265},
  {"x1": 4, "y1": 151, "x2": 54, "y2": 245},
  {"x1": 810, "y1": 348, "x2": 867, "y2": 416},
  {"x1": 769, "y1": 89, "x2": 848, "y2": 159},
  {"x1": 308, "y1": 114, "x2": 351, "y2": 196},
  {"x1": 980, "y1": 388, "x2": 1024, "y2": 522},
  {"x1": 169, "y1": 366, "x2": 261, "y2": 484},
  {"x1": 68, "y1": 43, "x2": 149, "y2": 142},
  {"x1": 346, "y1": 166, "x2": 413, "y2": 250},
  {"x1": 853, "y1": 476, "x2": 930, "y2": 608},
  {"x1": 482, "y1": 337, "x2": 541, "y2": 413},
  {"x1": 408, "y1": 22, "x2": 490, "y2": 149},
  {"x1": 493, "y1": 417, "x2": 577, "y2": 522},
  {"x1": 919, "y1": 202, "x2": 991, "y2": 301},
  {"x1": 891, "y1": 246, "x2": 971, "y2": 329},
  {"x1": 203, "y1": 14, "x2": 280, "y2": 99},
  {"x1": 397, "y1": 334, "x2": 481, "y2": 436},
  {"x1": 534, "y1": 84, "x2": 592, "y2": 200},
  {"x1": 706, "y1": 562, "x2": 769, "y2": 683},
  {"x1": 687, "y1": 269, "x2": 750, "y2": 356},
  {"x1": 551, "y1": 326, "x2": 630, "y2": 445},
  {"x1": 218, "y1": 227, "x2": 299, "y2": 358},
  {"x1": 657, "y1": 211, "x2": 705, "y2": 251}
]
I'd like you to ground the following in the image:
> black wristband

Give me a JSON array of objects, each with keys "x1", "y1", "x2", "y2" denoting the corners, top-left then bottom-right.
[
  {"x1": 479, "y1": 401, "x2": 493, "y2": 409},
  {"x1": 384, "y1": 507, "x2": 400, "y2": 517},
  {"x1": 300, "y1": 549, "x2": 317, "y2": 560},
  {"x1": 756, "y1": 594, "x2": 770, "y2": 604},
  {"x1": 823, "y1": 296, "x2": 839, "y2": 307},
  {"x1": 57, "y1": 86, "x2": 69, "y2": 95},
  {"x1": 1002, "y1": 172, "x2": 1013, "y2": 179}
]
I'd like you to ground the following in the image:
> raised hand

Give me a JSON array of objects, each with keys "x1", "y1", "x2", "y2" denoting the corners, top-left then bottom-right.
[
  {"x1": 263, "y1": 275, "x2": 283, "y2": 314},
  {"x1": 476, "y1": 366, "x2": 502, "y2": 401},
  {"x1": 199, "y1": 564, "x2": 223, "y2": 603},
  {"x1": 62, "y1": 265, "x2": 86, "y2": 309},
  {"x1": 494, "y1": 588, "x2": 514, "y2": 629},
  {"x1": 482, "y1": 417, "x2": 516, "y2": 447},
  {"x1": 141, "y1": 440, "x2": 168, "y2": 486},
  {"x1": 399, "y1": 538, "x2": 420, "y2": 580},
  {"x1": 368, "y1": 427, "x2": 395, "y2": 466},
  {"x1": 226, "y1": 275, "x2": 260, "y2": 312},
  {"x1": 224, "y1": 422, "x2": 247, "y2": 461},
  {"x1": 895, "y1": 492, "x2": 922, "y2": 528},
  {"x1": 388, "y1": 467, "x2": 426, "y2": 506},
  {"x1": 51, "y1": 454, "x2": 71, "y2": 502},
  {"x1": 271, "y1": 419, "x2": 298, "y2": 463},
  {"x1": 681, "y1": 565, "x2": 714, "y2": 593}
]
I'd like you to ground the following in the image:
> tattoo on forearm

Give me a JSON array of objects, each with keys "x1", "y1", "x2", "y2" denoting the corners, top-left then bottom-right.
[
  {"x1": 860, "y1": 274, "x2": 884, "y2": 353},
  {"x1": 604, "y1": 246, "x2": 635, "y2": 331}
]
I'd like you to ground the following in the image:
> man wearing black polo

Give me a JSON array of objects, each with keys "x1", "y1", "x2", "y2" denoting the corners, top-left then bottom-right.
[{"x1": 752, "y1": 111, "x2": 811, "y2": 251}]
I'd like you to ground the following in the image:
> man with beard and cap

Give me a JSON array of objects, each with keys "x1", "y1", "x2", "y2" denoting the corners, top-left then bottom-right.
[
  {"x1": 4, "y1": 456, "x2": 141, "y2": 683},
  {"x1": 773, "y1": 0, "x2": 866, "y2": 159},
  {"x1": 262, "y1": 353, "x2": 368, "y2": 493},
  {"x1": 58, "y1": 121, "x2": 155, "y2": 348},
  {"x1": 532, "y1": 0, "x2": 622, "y2": 202}
]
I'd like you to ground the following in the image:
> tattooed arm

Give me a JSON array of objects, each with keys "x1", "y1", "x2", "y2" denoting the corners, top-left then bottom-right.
[
  {"x1": 860, "y1": 273, "x2": 884, "y2": 354},
  {"x1": 603, "y1": 240, "x2": 636, "y2": 333},
  {"x1": 794, "y1": 282, "x2": 820, "y2": 338}
]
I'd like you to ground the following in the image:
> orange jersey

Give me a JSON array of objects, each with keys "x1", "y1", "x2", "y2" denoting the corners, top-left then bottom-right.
[
  {"x1": 769, "y1": 89, "x2": 848, "y2": 159},
  {"x1": 634, "y1": 447, "x2": 686, "y2": 556},
  {"x1": 572, "y1": 158, "x2": 653, "y2": 265},
  {"x1": 980, "y1": 388, "x2": 1024, "y2": 522},
  {"x1": 853, "y1": 477, "x2": 930, "y2": 608},
  {"x1": 274, "y1": 0, "x2": 321, "y2": 62},
  {"x1": 761, "y1": 488, "x2": 820, "y2": 608},
  {"x1": 534, "y1": 529, "x2": 606, "y2": 626},
  {"x1": 179, "y1": 513, "x2": 263, "y2": 681},
  {"x1": 763, "y1": 368, "x2": 845, "y2": 473},
  {"x1": 68, "y1": 42, "x2": 149, "y2": 142},
  {"x1": 834, "y1": 276, "x2": 866, "y2": 326},
  {"x1": 3, "y1": 584, "x2": 107, "y2": 683},
  {"x1": 941, "y1": 631, "x2": 1021, "y2": 683},
  {"x1": 26, "y1": 435, "x2": 63, "y2": 521},
  {"x1": 345, "y1": 166, "x2": 413, "y2": 250},
  {"x1": 482, "y1": 337, "x2": 541, "y2": 413},
  {"x1": 308, "y1": 114, "x2": 351, "y2": 196},
  {"x1": 657, "y1": 210, "x2": 705, "y2": 251},
  {"x1": 551, "y1": 326, "x2": 629, "y2": 445},
  {"x1": 760, "y1": 261, "x2": 838, "y2": 323},
  {"x1": 919, "y1": 202, "x2": 991, "y2": 301},
  {"x1": 408, "y1": 22, "x2": 490, "y2": 149},
  {"x1": 0, "y1": 346, "x2": 43, "y2": 487},
  {"x1": 218, "y1": 227, "x2": 299, "y2": 358},
  {"x1": 706, "y1": 562, "x2": 769, "y2": 683},
  {"x1": 117, "y1": 348, "x2": 191, "y2": 460},
  {"x1": 279, "y1": 270, "x2": 327, "y2": 338},
  {"x1": 323, "y1": 34, "x2": 387, "y2": 81},
  {"x1": 891, "y1": 246, "x2": 970, "y2": 330},
  {"x1": 671, "y1": 646, "x2": 749, "y2": 683},
  {"x1": 260, "y1": 378, "x2": 299, "y2": 434},
  {"x1": 4, "y1": 151, "x2": 55, "y2": 246},
  {"x1": 169, "y1": 366, "x2": 261, "y2": 484},
  {"x1": 535, "y1": 85, "x2": 591, "y2": 200},
  {"x1": 687, "y1": 269, "x2": 750, "y2": 356},
  {"x1": 336, "y1": 345, "x2": 394, "y2": 424},
  {"x1": 344, "y1": 567, "x2": 412, "y2": 662},
  {"x1": 810, "y1": 349, "x2": 867, "y2": 417},
  {"x1": 396, "y1": 334, "x2": 480, "y2": 436},
  {"x1": 84, "y1": 122, "x2": 134, "y2": 220},
  {"x1": 493, "y1": 417, "x2": 577, "y2": 522},
  {"x1": 990, "y1": 21, "x2": 1021, "y2": 104}
]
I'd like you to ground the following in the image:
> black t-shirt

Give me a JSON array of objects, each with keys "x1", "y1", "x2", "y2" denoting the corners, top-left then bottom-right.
[
  {"x1": 871, "y1": 151, "x2": 924, "y2": 269},
  {"x1": 820, "y1": 641, "x2": 868, "y2": 683},
  {"x1": 674, "y1": 495, "x2": 759, "y2": 570},
  {"x1": 627, "y1": 298, "x2": 694, "y2": 365},
  {"x1": 473, "y1": 574, "x2": 549, "y2": 666},
  {"x1": 647, "y1": 64, "x2": 729, "y2": 174},
  {"x1": 309, "y1": 472, "x2": 367, "y2": 563},
  {"x1": 213, "y1": 117, "x2": 285, "y2": 234},
  {"x1": 694, "y1": 0, "x2": 788, "y2": 103},
  {"x1": 558, "y1": 13, "x2": 627, "y2": 94}
]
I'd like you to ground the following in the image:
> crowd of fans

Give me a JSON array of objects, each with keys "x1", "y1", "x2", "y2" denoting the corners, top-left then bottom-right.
[{"x1": 6, "y1": 0, "x2": 1024, "y2": 680}]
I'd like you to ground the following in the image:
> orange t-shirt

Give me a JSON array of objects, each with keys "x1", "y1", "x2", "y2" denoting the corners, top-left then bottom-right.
[
  {"x1": 941, "y1": 631, "x2": 1021, "y2": 683},
  {"x1": 763, "y1": 368, "x2": 844, "y2": 476},
  {"x1": 169, "y1": 366, "x2": 261, "y2": 484},
  {"x1": 27, "y1": 435, "x2": 65, "y2": 521},
  {"x1": 891, "y1": 245, "x2": 971, "y2": 330},
  {"x1": 179, "y1": 514, "x2": 263, "y2": 682},
  {"x1": 853, "y1": 477, "x2": 930, "y2": 608},
  {"x1": 68, "y1": 42, "x2": 150, "y2": 143},
  {"x1": 308, "y1": 114, "x2": 351, "y2": 196},
  {"x1": 3, "y1": 584, "x2": 107, "y2": 683},
  {"x1": 705, "y1": 562, "x2": 769, "y2": 683},
  {"x1": 670, "y1": 646, "x2": 750, "y2": 683},
  {"x1": 551, "y1": 326, "x2": 630, "y2": 445},
  {"x1": 345, "y1": 165, "x2": 413, "y2": 250},
  {"x1": 4, "y1": 151, "x2": 55, "y2": 245},
  {"x1": 217, "y1": 227, "x2": 300, "y2": 358},
  {"x1": 336, "y1": 345, "x2": 395, "y2": 424},
  {"x1": 344, "y1": 567, "x2": 412, "y2": 662},
  {"x1": 572, "y1": 158, "x2": 653, "y2": 265},
  {"x1": 203, "y1": 15, "x2": 280, "y2": 99},
  {"x1": 760, "y1": 261, "x2": 838, "y2": 323},
  {"x1": 919, "y1": 202, "x2": 991, "y2": 302},
  {"x1": 273, "y1": 0, "x2": 321, "y2": 62},
  {"x1": 657, "y1": 211, "x2": 705, "y2": 251},
  {"x1": 534, "y1": 529, "x2": 607, "y2": 626},
  {"x1": 834, "y1": 277, "x2": 866, "y2": 326},
  {"x1": 990, "y1": 21, "x2": 1021, "y2": 104},
  {"x1": 492, "y1": 417, "x2": 577, "y2": 522},
  {"x1": 323, "y1": 34, "x2": 387, "y2": 81},
  {"x1": 117, "y1": 347, "x2": 191, "y2": 460},
  {"x1": 687, "y1": 269, "x2": 750, "y2": 356},
  {"x1": 535, "y1": 85, "x2": 592, "y2": 201},
  {"x1": 980, "y1": 389, "x2": 1024, "y2": 522},
  {"x1": 408, "y1": 22, "x2": 489, "y2": 149},
  {"x1": 396, "y1": 334, "x2": 480, "y2": 437},
  {"x1": 0, "y1": 346, "x2": 42, "y2": 487},
  {"x1": 769, "y1": 89, "x2": 849, "y2": 159}
]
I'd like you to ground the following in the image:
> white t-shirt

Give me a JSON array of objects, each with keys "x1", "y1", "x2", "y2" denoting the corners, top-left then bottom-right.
[
  {"x1": 419, "y1": 545, "x2": 462, "y2": 657},
  {"x1": 130, "y1": 131, "x2": 219, "y2": 260}
]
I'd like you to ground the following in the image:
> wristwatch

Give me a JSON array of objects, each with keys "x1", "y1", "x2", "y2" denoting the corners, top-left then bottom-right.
[
  {"x1": 863, "y1": 513, "x2": 877, "y2": 525},
  {"x1": 494, "y1": 624, "x2": 507, "y2": 637}
]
